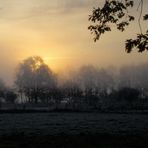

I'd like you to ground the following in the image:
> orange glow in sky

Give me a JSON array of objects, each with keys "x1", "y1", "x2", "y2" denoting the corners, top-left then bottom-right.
[{"x1": 0, "y1": 0, "x2": 148, "y2": 85}]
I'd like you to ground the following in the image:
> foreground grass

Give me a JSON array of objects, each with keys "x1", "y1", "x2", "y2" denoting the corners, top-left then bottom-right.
[
  {"x1": 1, "y1": 112, "x2": 148, "y2": 147},
  {"x1": 0, "y1": 133, "x2": 148, "y2": 148}
]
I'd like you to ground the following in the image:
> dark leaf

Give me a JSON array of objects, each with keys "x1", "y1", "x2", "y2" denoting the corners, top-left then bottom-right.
[{"x1": 143, "y1": 14, "x2": 148, "y2": 20}]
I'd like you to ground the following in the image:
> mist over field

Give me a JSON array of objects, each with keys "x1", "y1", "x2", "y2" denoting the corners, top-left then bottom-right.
[{"x1": 0, "y1": 56, "x2": 148, "y2": 112}]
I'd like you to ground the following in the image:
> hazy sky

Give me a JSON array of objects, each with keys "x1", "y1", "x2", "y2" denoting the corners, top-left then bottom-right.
[{"x1": 0, "y1": 0, "x2": 148, "y2": 85}]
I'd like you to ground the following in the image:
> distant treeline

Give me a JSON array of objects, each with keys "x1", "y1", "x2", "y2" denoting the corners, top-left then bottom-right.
[{"x1": 0, "y1": 56, "x2": 148, "y2": 111}]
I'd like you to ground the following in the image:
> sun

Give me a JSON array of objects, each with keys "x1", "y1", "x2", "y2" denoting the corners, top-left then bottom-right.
[{"x1": 43, "y1": 57, "x2": 60, "y2": 72}]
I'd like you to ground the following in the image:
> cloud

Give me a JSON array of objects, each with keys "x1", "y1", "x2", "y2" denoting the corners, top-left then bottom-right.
[
  {"x1": 0, "y1": 0, "x2": 147, "y2": 21},
  {"x1": 0, "y1": 0, "x2": 100, "y2": 21},
  {"x1": 58, "y1": 0, "x2": 98, "y2": 9}
]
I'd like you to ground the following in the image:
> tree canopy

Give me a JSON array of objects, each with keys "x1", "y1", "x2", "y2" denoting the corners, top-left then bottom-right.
[
  {"x1": 15, "y1": 56, "x2": 57, "y2": 103},
  {"x1": 88, "y1": 0, "x2": 148, "y2": 53}
]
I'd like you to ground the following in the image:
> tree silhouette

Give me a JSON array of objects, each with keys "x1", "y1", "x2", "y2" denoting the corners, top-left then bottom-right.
[
  {"x1": 0, "y1": 79, "x2": 6, "y2": 103},
  {"x1": 88, "y1": 0, "x2": 148, "y2": 52},
  {"x1": 15, "y1": 56, "x2": 57, "y2": 103},
  {"x1": 4, "y1": 90, "x2": 17, "y2": 104}
]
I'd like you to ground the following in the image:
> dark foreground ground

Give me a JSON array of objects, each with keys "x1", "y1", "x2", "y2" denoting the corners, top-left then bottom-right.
[
  {"x1": 0, "y1": 112, "x2": 148, "y2": 148},
  {"x1": 1, "y1": 133, "x2": 148, "y2": 148}
]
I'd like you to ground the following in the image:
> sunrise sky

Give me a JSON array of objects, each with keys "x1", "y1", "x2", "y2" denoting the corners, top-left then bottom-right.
[{"x1": 0, "y1": 0, "x2": 148, "y2": 85}]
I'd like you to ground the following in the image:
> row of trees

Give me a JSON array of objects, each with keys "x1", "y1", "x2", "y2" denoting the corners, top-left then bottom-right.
[{"x1": 1, "y1": 56, "x2": 148, "y2": 110}]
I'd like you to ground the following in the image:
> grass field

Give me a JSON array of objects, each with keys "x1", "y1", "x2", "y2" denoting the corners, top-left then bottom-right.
[{"x1": 0, "y1": 112, "x2": 148, "y2": 148}]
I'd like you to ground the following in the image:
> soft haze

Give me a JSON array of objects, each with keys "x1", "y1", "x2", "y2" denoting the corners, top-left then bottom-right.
[{"x1": 0, "y1": 0, "x2": 148, "y2": 85}]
